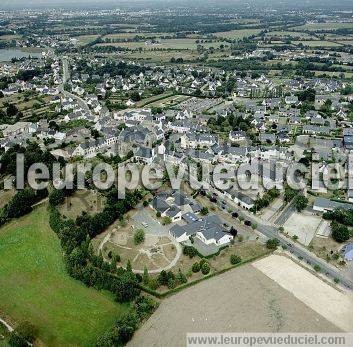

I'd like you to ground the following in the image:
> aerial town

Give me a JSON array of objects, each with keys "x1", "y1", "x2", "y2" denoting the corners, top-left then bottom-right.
[{"x1": 1, "y1": 0, "x2": 353, "y2": 346}]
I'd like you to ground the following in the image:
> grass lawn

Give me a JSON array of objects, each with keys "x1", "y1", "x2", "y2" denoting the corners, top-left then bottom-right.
[{"x1": 0, "y1": 205, "x2": 127, "y2": 346}]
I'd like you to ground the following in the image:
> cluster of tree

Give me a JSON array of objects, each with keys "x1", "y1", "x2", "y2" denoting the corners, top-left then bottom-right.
[
  {"x1": 76, "y1": 60, "x2": 150, "y2": 79},
  {"x1": 341, "y1": 85, "x2": 353, "y2": 95},
  {"x1": 8, "y1": 321, "x2": 38, "y2": 347},
  {"x1": 250, "y1": 188, "x2": 280, "y2": 213},
  {"x1": 323, "y1": 208, "x2": 353, "y2": 243},
  {"x1": 207, "y1": 113, "x2": 252, "y2": 133},
  {"x1": 284, "y1": 185, "x2": 297, "y2": 203},
  {"x1": 191, "y1": 259, "x2": 211, "y2": 275},
  {"x1": 48, "y1": 189, "x2": 156, "y2": 343},
  {"x1": 157, "y1": 268, "x2": 188, "y2": 289},
  {"x1": 0, "y1": 103, "x2": 23, "y2": 124},
  {"x1": 0, "y1": 188, "x2": 48, "y2": 228},
  {"x1": 230, "y1": 254, "x2": 242, "y2": 265},
  {"x1": 183, "y1": 245, "x2": 198, "y2": 258},
  {"x1": 0, "y1": 142, "x2": 61, "y2": 177},
  {"x1": 266, "y1": 238, "x2": 280, "y2": 250},
  {"x1": 293, "y1": 195, "x2": 309, "y2": 212},
  {"x1": 170, "y1": 57, "x2": 184, "y2": 63},
  {"x1": 330, "y1": 221, "x2": 351, "y2": 243},
  {"x1": 297, "y1": 88, "x2": 316, "y2": 103},
  {"x1": 133, "y1": 229, "x2": 145, "y2": 245},
  {"x1": 323, "y1": 208, "x2": 353, "y2": 227},
  {"x1": 96, "y1": 296, "x2": 157, "y2": 347},
  {"x1": 50, "y1": 189, "x2": 143, "y2": 254}
]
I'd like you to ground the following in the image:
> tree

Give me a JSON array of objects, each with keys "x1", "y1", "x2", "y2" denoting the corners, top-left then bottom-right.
[
  {"x1": 126, "y1": 259, "x2": 132, "y2": 272},
  {"x1": 294, "y1": 196, "x2": 308, "y2": 212},
  {"x1": 157, "y1": 270, "x2": 175, "y2": 286},
  {"x1": 175, "y1": 269, "x2": 187, "y2": 284},
  {"x1": 183, "y1": 246, "x2": 197, "y2": 258},
  {"x1": 9, "y1": 321, "x2": 38, "y2": 347},
  {"x1": 143, "y1": 266, "x2": 149, "y2": 285},
  {"x1": 200, "y1": 262, "x2": 210, "y2": 275},
  {"x1": 134, "y1": 296, "x2": 156, "y2": 320},
  {"x1": 200, "y1": 207, "x2": 209, "y2": 215},
  {"x1": 331, "y1": 222, "x2": 350, "y2": 243},
  {"x1": 116, "y1": 311, "x2": 138, "y2": 344},
  {"x1": 130, "y1": 91, "x2": 141, "y2": 102},
  {"x1": 230, "y1": 254, "x2": 242, "y2": 265},
  {"x1": 49, "y1": 189, "x2": 65, "y2": 206},
  {"x1": 192, "y1": 262, "x2": 200, "y2": 273},
  {"x1": 134, "y1": 229, "x2": 145, "y2": 245},
  {"x1": 230, "y1": 227, "x2": 238, "y2": 237},
  {"x1": 116, "y1": 272, "x2": 140, "y2": 303},
  {"x1": 162, "y1": 216, "x2": 172, "y2": 225},
  {"x1": 266, "y1": 238, "x2": 280, "y2": 250},
  {"x1": 284, "y1": 186, "x2": 297, "y2": 203}
]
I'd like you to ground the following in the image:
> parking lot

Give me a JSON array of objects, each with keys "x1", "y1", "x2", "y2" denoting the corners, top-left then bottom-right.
[{"x1": 132, "y1": 209, "x2": 169, "y2": 235}]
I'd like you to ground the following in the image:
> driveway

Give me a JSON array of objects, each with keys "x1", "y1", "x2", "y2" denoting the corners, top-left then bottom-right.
[{"x1": 132, "y1": 209, "x2": 169, "y2": 236}]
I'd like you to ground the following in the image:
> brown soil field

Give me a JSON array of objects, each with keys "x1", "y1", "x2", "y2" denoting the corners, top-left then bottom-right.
[{"x1": 129, "y1": 262, "x2": 340, "y2": 347}]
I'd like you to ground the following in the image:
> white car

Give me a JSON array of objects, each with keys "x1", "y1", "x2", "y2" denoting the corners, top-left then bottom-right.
[{"x1": 142, "y1": 222, "x2": 148, "y2": 228}]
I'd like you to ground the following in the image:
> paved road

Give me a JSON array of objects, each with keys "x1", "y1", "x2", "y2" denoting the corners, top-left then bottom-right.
[
  {"x1": 206, "y1": 184, "x2": 353, "y2": 289},
  {"x1": 60, "y1": 57, "x2": 91, "y2": 114},
  {"x1": 229, "y1": 197, "x2": 353, "y2": 288},
  {"x1": 62, "y1": 56, "x2": 70, "y2": 86},
  {"x1": 274, "y1": 200, "x2": 296, "y2": 226},
  {"x1": 63, "y1": 90, "x2": 91, "y2": 114}
]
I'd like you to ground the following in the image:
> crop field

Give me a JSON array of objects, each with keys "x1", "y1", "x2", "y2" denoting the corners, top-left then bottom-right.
[
  {"x1": 293, "y1": 22, "x2": 353, "y2": 31},
  {"x1": 0, "y1": 35, "x2": 20, "y2": 41},
  {"x1": 213, "y1": 28, "x2": 262, "y2": 39},
  {"x1": 130, "y1": 258, "x2": 340, "y2": 347},
  {"x1": 0, "y1": 205, "x2": 126, "y2": 346},
  {"x1": 265, "y1": 30, "x2": 316, "y2": 40},
  {"x1": 75, "y1": 34, "x2": 100, "y2": 45},
  {"x1": 103, "y1": 32, "x2": 167, "y2": 40},
  {"x1": 98, "y1": 38, "x2": 229, "y2": 50},
  {"x1": 293, "y1": 40, "x2": 342, "y2": 47},
  {"x1": 119, "y1": 49, "x2": 199, "y2": 62}
]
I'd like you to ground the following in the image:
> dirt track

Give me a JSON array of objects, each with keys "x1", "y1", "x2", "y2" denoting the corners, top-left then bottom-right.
[
  {"x1": 253, "y1": 254, "x2": 353, "y2": 332},
  {"x1": 129, "y1": 262, "x2": 340, "y2": 347}
]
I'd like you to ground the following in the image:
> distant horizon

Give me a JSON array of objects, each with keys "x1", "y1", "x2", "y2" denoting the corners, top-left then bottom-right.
[{"x1": 1, "y1": 0, "x2": 353, "y2": 10}]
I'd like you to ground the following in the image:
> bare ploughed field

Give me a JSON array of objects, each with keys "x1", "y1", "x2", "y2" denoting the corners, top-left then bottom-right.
[{"x1": 129, "y1": 260, "x2": 341, "y2": 347}]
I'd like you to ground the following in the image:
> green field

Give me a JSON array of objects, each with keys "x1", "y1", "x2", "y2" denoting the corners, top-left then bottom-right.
[
  {"x1": 265, "y1": 30, "x2": 316, "y2": 40},
  {"x1": 0, "y1": 205, "x2": 127, "y2": 346},
  {"x1": 75, "y1": 34, "x2": 100, "y2": 45},
  {"x1": 213, "y1": 29, "x2": 262, "y2": 39},
  {"x1": 293, "y1": 22, "x2": 353, "y2": 31},
  {"x1": 98, "y1": 38, "x2": 228, "y2": 50},
  {"x1": 293, "y1": 40, "x2": 342, "y2": 47}
]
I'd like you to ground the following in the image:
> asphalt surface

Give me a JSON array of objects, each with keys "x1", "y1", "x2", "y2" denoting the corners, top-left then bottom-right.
[{"x1": 211, "y1": 188, "x2": 353, "y2": 289}]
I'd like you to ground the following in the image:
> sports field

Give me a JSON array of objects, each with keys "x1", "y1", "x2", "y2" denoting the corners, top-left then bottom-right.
[{"x1": 0, "y1": 205, "x2": 127, "y2": 346}]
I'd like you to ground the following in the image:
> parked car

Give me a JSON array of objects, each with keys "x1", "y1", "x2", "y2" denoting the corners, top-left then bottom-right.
[{"x1": 142, "y1": 222, "x2": 148, "y2": 228}]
